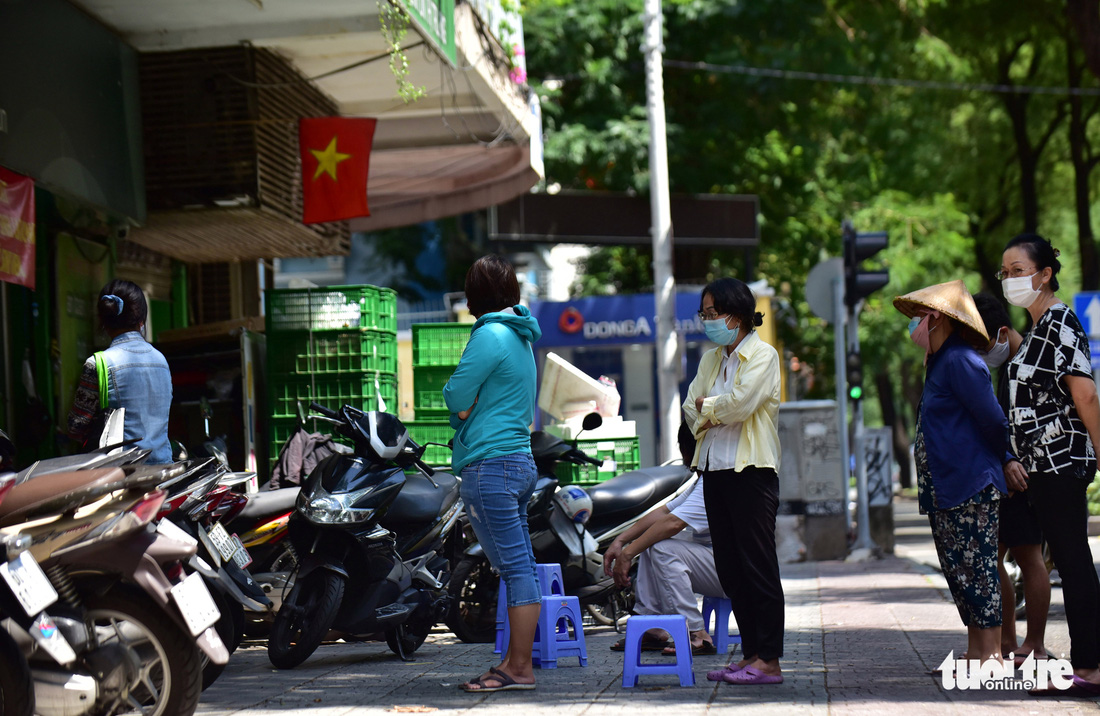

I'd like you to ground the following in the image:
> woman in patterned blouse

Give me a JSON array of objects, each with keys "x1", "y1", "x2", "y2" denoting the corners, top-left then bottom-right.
[{"x1": 1001, "y1": 233, "x2": 1100, "y2": 692}]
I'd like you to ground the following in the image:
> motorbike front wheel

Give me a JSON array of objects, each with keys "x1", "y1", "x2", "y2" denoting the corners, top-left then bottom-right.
[
  {"x1": 83, "y1": 586, "x2": 203, "y2": 716},
  {"x1": 445, "y1": 556, "x2": 498, "y2": 643},
  {"x1": 267, "y1": 569, "x2": 344, "y2": 669},
  {"x1": 0, "y1": 627, "x2": 33, "y2": 716}
]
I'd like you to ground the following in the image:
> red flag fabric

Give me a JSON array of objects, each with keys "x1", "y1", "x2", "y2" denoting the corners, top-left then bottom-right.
[
  {"x1": 299, "y1": 117, "x2": 377, "y2": 225},
  {"x1": 0, "y1": 167, "x2": 35, "y2": 289}
]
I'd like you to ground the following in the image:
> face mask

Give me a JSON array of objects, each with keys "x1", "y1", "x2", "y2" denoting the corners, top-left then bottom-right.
[
  {"x1": 704, "y1": 317, "x2": 740, "y2": 346},
  {"x1": 1002, "y1": 273, "x2": 1041, "y2": 308},
  {"x1": 981, "y1": 336, "x2": 1011, "y2": 369},
  {"x1": 909, "y1": 315, "x2": 932, "y2": 352}
]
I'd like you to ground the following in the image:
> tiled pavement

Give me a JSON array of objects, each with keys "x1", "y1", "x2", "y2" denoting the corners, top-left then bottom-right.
[{"x1": 194, "y1": 497, "x2": 1099, "y2": 714}]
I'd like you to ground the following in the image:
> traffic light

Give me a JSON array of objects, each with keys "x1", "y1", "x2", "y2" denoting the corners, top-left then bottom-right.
[
  {"x1": 846, "y1": 350, "x2": 863, "y2": 402},
  {"x1": 843, "y1": 220, "x2": 889, "y2": 307}
]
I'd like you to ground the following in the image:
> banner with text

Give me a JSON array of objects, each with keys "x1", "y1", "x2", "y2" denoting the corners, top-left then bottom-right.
[{"x1": 0, "y1": 168, "x2": 35, "y2": 289}]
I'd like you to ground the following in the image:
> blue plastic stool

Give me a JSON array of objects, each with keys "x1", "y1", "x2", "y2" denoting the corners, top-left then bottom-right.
[
  {"x1": 495, "y1": 564, "x2": 566, "y2": 654},
  {"x1": 536, "y1": 563, "x2": 564, "y2": 596},
  {"x1": 621, "y1": 615, "x2": 695, "y2": 687},
  {"x1": 493, "y1": 580, "x2": 509, "y2": 655},
  {"x1": 530, "y1": 595, "x2": 587, "y2": 669},
  {"x1": 702, "y1": 596, "x2": 741, "y2": 654}
]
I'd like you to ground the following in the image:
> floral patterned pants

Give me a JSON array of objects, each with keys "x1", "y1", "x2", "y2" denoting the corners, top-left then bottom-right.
[{"x1": 929, "y1": 499, "x2": 1002, "y2": 629}]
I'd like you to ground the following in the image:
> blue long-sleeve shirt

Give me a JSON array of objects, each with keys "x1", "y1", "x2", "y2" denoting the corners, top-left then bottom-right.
[
  {"x1": 442, "y1": 306, "x2": 542, "y2": 474},
  {"x1": 919, "y1": 333, "x2": 1012, "y2": 510}
]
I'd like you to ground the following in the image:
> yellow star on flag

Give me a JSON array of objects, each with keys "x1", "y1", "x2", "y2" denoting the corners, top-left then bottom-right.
[{"x1": 310, "y1": 136, "x2": 352, "y2": 181}]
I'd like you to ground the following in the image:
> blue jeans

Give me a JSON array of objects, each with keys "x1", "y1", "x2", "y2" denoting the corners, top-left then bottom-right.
[{"x1": 461, "y1": 453, "x2": 541, "y2": 607}]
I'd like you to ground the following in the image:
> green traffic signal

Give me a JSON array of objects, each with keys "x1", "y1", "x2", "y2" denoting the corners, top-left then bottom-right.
[{"x1": 848, "y1": 385, "x2": 863, "y2": 401}]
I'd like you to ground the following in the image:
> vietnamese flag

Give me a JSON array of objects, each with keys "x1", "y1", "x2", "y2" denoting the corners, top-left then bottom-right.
[
  {"x1": 0, "y1": 167, "x2": 35, "y2": 289},
  {"x1": 299, "y1": 117, "x2": 377, "y2": 224}
]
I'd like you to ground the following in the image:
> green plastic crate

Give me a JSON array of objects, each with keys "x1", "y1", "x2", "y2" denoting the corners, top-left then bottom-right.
[
  {"x1": 267, "y1": 329, "x2": 397, "y2": 375},
  {"x1": 266, "y1": 286, "x2": 397, "y2": 332},
  {"x1": 403, "y1": 420, "x2": 455, "y2": 467},
  {"x1": 411, "y1": 323, "x2": 472, "y2": 367},
  {"x1": 555, "y1": 437, "x2": 641, "y2": 485},
  {"x1": 412, "y1": 365, "x2": 456, "y2": 418},
  {"x1": 269, "y1": 373, "x2": 398, "y2": 420}
]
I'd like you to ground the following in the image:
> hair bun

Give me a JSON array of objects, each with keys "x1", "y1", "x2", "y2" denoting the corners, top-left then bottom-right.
[{"x1": 753, "y1": 311, "x2": 764, "y2": 327}]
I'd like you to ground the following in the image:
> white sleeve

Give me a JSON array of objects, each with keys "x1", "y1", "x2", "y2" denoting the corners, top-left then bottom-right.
[{"x1": 667, "y1": 475, "x2": 709, "y2": 534}]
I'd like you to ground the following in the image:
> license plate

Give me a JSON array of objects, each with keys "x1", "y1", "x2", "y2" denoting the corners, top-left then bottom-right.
[
  {"x1": 208, "y1": 522, "x2": 252, "y2": 569},
  {"x1": 229, "y1": 533, "x2": 252, "y2": 569},
  {"x1": 170, "y1": 572, "x2": 221, "y2": 636},
  {"x1": 0, "y1": 551, "x2": 58, "y2": 617},
  {"x1": 157, "y1": 518, "x2": 197, "y2": 548}
]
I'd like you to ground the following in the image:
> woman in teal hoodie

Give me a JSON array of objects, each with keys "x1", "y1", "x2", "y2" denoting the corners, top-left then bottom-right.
[{"x1": 445, "y1": 255, "x2": 543, "y2": 693}]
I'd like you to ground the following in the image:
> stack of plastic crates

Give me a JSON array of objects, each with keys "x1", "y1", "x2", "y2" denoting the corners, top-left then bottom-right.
[
  {"x1": 266, "y1": 286, "x2": 398, "y2": 473},
  {"x1": 404, "y1": 323, "x2": 472, "y2": 468},
  {"x1": 555, "y1": 437, "x2": 641, "y2": 487}
]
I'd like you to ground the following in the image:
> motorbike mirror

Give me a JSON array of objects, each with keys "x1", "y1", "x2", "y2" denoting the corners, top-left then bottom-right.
[{"x1": 581, "y1": 413, "x2": 603, "y2": 432}]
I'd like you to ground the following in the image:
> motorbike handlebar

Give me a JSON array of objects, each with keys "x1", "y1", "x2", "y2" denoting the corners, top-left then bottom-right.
[{"x1": 309, "y1": 402, "x2": 340, "y2": 421}]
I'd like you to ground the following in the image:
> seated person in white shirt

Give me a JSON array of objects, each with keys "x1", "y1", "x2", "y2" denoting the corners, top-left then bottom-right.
[{"x1": 604, "y1": 424, "x2": 727, "y2": 656}]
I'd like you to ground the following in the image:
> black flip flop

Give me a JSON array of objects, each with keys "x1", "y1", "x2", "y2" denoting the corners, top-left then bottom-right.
[
  {"x1": 610, "y1": 636, "x2": 669, "y2": 652},
  {"x1": 462, "y1": 667, "x2": 536, "y2": 693},
  {"x1": 662, "y1": 641, "x2": 718, "y2": 657}
]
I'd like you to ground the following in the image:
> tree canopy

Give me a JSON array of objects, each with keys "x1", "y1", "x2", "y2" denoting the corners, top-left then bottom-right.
[{"x1": 522, "y1": 0, "x2": 1100, "y2": 454}]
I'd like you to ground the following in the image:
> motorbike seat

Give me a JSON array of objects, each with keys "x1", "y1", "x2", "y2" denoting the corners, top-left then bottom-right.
[
  {"x1": 0, "y1": 467, "x2": 127, "y2": 526},
  {"x1": 584, "y1": 465, "x2": 693, "y2": 531},
  {"x1": 224, "y1": 486, "x2": 300, "y2": 531},
  {"x1": 380, "y1": 471, "x2": 459, "y2": 528}
]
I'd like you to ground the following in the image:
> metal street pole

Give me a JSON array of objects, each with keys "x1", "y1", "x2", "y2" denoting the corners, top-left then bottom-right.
[
  {"x1": 833, "y1": 275, "x2": 851, "y2": 541},
  {"x1": 643, "y1": 0, "x2": 679, "y2": 463},
  {"x1": 849, "y1": 301, "x2": 874, "y2": 551}
]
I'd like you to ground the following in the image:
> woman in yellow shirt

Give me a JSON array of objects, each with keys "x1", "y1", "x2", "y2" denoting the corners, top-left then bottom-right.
[{"x1": 683, "y1": 277, "x2": 783, "y2": 686}]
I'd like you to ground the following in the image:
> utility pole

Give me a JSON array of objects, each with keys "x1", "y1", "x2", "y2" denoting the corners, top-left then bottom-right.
[{"x1": 643, "y1": 0, "x2": 678, "y2": 463}]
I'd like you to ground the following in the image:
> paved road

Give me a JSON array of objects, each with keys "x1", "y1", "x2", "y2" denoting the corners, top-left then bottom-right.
[{"x1": 194, "y1": 497, "x2": 1099, "y2": 714}]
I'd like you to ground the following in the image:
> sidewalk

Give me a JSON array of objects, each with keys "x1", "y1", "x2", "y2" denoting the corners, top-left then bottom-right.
[{"x1": 195, "y1": 497, "x2": 1099, "y2": 714}]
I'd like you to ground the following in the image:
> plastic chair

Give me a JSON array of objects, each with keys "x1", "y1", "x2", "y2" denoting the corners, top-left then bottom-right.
[
  {"x1": 495, "y1": 564, "x2": 566, "y2": 654},
  {"x1": 530, "y1": 595, "x2": 587, "y2": 669},
  {"x1": 702, "y1": 596, "x2": 742, "y2": 654},
  {"x1": 621, "y1": 614, "x2": 695, "y2": 687}
]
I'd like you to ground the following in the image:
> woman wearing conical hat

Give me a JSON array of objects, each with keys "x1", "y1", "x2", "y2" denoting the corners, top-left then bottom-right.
[{"x1": 894, "y1": 279, "x2": 1027, "y2": 663}]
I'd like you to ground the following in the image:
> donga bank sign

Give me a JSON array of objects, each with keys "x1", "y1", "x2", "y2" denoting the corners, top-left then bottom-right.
[{"x1": 530, "y1": 293, "x2": 706, "y2": 347}]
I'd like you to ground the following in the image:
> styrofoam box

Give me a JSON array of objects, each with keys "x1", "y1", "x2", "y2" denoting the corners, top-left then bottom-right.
[{"x1": 538, "y1": 351, "x2": 621, "y2": 420}]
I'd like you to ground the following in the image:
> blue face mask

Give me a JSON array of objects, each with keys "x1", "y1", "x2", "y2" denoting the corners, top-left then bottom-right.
[
  {"x1": 704, "y1": 317, "x2": 740, "y2": 346},
  {"x1": 907, "y1": 316, "x2": 921, "y2": 336}
]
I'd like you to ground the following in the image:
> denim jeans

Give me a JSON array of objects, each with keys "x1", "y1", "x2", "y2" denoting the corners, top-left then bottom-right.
[{"x1": 461, "y1": 452, "x2": 541, "y2": 607}]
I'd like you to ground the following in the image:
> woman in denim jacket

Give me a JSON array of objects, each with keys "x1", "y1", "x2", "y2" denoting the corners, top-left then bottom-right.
[{"x1": 67, "y1": 279, "x2": 173, "y2": 464}]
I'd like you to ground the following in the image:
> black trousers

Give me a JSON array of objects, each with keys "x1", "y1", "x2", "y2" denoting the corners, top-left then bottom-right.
[
  {"x1": 703, "y1": 466, "x2": 784, "y2": 661},
  {"x1": 1028, "y1": 473, "x2": 1100, "y2": 669}
]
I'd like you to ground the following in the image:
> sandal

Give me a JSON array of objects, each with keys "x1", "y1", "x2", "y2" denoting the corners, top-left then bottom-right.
[
  {"x1": 662, "y1": 641, "x2": 718, "y2": 657},
  {"x1": 610, "y1": 635, "x2": 669, "y2": 652},
  {"x1": 462, "y1": 667, "x2": 536, "y2": 693}
]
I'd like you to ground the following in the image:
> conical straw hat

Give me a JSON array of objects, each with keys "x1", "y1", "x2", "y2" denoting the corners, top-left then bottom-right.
[{"x1": 892, "y1": 279, "x2": 989, "y2": 348}]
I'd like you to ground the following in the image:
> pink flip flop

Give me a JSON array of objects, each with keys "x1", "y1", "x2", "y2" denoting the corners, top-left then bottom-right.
[
  {"x1": 706, "y1": 664, "x2": 742, "y2": 681},
  {"x1": 721, "y1": 665, "x2": 783, "y2": 685}
]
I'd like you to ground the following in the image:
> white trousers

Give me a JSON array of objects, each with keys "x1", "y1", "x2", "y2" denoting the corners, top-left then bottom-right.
[{"x1": 633, "y1": 532, "x2": 727, "y2": 632}]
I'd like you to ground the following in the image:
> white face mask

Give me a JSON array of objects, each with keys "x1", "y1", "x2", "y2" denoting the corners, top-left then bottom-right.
[
  {"x1": 1001, "y1": 273, "x2": 1041, "y2": 308},
  {"x1": 981, "y1": 334, "x2": 1011, "y2": 369}
]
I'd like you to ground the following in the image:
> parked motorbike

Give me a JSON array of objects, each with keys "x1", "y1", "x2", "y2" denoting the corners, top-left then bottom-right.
[
  {"x1": 0, "y1": 472, "x2": 37, "y2": 716},
  {"x1": 157, "y1": 462, "x2": 271, "y2": 688},
  {"x1": 0, "y1": 462, "x2": 228, "y2": 716},
  {"x1": 446, "y1": 415, "x2": 694, "y2": 643},
  {"x1": 266, "y1": 402, "x2": 463, "y2": 668}
]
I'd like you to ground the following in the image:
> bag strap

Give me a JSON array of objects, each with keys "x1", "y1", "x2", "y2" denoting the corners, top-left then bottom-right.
[{"x1": 93, "y1": 351, "x2": 109, "y2": 410}]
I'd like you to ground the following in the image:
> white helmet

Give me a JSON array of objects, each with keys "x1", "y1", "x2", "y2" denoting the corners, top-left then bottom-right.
[{"x1": 555, "y1": 485, "x2": 593, "y2": 524}]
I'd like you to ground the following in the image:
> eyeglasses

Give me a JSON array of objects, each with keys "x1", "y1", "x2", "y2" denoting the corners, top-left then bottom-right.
[
  {"x1": 996, "y1": 266, "x2": 1036, "y2": 281},
  {"x1": 698, "y1": 309, "x2": 723, "y2": 321}
]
